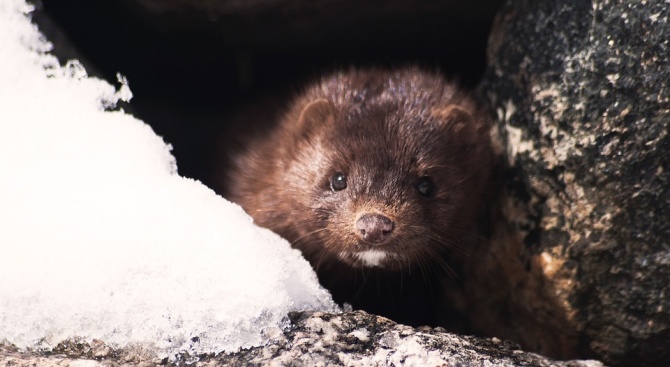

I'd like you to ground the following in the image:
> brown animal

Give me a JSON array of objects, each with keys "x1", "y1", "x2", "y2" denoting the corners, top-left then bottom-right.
[{"x1": 226, "y1": 68, "x2": 497, "y2": 326}]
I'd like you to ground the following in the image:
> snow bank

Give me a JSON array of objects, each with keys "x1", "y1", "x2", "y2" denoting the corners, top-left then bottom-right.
[{"x1": 0, "y1": 0, "x2": 336, "y2": 358}]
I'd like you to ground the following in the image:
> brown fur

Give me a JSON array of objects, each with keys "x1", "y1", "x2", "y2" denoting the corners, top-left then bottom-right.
[{"x1": 226, "y1": 68, "x2": 497, "y2": 326}]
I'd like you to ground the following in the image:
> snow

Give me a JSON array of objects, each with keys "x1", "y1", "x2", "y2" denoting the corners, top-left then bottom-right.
[{"x1": 0, "y1": 0, "x2": 336, "y2": 359}]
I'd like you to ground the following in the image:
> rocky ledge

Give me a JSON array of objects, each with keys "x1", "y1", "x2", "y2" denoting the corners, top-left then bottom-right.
[{"x1": 0, "y1": 310, "x2": 603, "y2": 367}]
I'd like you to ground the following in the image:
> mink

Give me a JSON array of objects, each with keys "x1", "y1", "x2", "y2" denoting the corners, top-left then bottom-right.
[{"x1": 225, "y1": 68, "x2": 498, "y2": 327}]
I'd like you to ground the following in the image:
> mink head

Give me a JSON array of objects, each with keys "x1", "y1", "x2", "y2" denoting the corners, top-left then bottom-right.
[{"x1": 231, "y1": 69, "x2": 494, "y2": 271}]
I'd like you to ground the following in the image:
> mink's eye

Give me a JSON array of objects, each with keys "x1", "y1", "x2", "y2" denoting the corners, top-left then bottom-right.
[
  {"x1": 416, "y1": 177, "x2": 434, "y2": 197},
  {"x1": 330, "y1": 172, "x2": 347, "y2": 191}
]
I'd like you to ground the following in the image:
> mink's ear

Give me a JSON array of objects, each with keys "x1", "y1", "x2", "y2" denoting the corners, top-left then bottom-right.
[
  {"x1": 295, "y1": 98, "x2": 335, "y2": 139},
  {"x1": 431, "y1": 105, "x2": 480, "y2": 144}
]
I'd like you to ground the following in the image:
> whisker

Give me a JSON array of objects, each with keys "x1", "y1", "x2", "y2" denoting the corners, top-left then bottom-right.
[
  {"x1": 312, "y1": 248, "x2": 330, "y2": 273},
  {"x1": 291, "y1": 227, "x2": 329, "y2": 246},
  {"x1": 249, "y1": 208, "x2": 276, "y2": 213}
]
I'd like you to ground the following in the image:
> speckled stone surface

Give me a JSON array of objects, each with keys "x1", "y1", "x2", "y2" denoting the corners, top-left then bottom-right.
[
  {"x1": 484, "y1": 0, "x2": 670, "y2": 365},
  {"x1": 211, "y1": 311, "x2": 603, "y2": 367},
  {"x1": 0, "y1": 311, "x2": 605, "y2": 367}
]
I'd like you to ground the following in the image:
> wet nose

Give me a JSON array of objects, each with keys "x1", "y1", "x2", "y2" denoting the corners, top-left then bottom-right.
[{"x1": 356, "y1": 213, "x2": 394, "y2": 244}]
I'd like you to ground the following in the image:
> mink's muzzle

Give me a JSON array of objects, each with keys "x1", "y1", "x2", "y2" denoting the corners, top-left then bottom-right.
[{"x1": 355, "y1": 213, "x2": 394, "y2": 244}]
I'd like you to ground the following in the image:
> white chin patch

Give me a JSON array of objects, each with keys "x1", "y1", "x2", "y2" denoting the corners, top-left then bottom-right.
[{"x1": 353, "y1": 250, "x2": 388, "y2": 267}]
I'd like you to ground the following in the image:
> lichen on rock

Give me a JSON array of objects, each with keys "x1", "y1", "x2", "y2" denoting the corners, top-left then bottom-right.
[{"x1": 484, "y1": 0, "x2": 670, "y2": 365}]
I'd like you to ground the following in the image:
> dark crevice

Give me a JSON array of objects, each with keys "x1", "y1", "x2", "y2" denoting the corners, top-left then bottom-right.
[{"x1": 35, "y1": 0, "x2": 502, "y2": 193}]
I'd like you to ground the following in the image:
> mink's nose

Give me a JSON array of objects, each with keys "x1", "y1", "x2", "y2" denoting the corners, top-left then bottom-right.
[{"x1": 356, "y1": 213, "x2": 394, "y2": 244}]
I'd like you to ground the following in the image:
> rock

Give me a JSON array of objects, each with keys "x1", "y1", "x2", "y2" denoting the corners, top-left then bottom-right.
[
  {"x1": 0, "y1": 311, "x2": 604, "y2": 367},
  {"x1": 483, "y1": 0, "x2": 670, "y2": 366},
  {"x1": 212, "y1": 311, "x2": 603, "y2": 367}
]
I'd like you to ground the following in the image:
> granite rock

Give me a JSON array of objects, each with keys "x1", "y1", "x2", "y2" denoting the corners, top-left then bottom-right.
[
  {"x1": 483, "y1": 0, "x2": 670, "y2": 365},
  {"x1": 0, "y1": 311, "x2": 604, "y2": 367}
]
